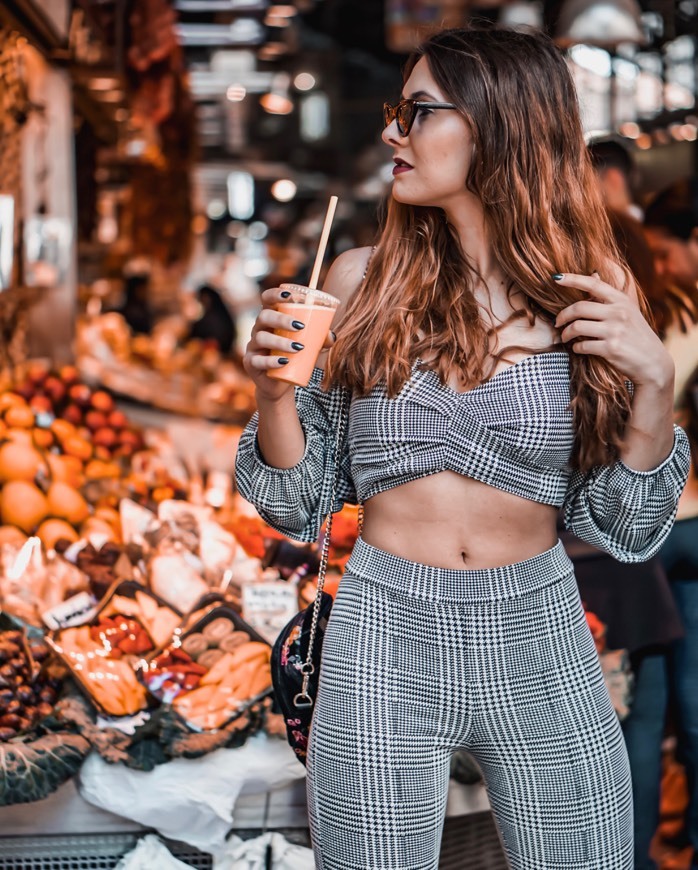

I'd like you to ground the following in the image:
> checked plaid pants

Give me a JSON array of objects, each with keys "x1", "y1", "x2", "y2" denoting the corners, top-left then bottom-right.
[{"x1": 306, "y1": 537, "x2": 633, "y2": 870}]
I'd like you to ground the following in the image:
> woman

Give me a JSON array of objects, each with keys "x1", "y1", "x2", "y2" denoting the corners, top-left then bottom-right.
[
  {"x1": 236, "y1": 29, "x2": 691, "y2": 869},
  {"x1": 645, "y1": 179, "x2": 698, "y2": 866}
]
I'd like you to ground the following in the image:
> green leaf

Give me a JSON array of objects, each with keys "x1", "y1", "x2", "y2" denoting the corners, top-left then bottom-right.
[{"x1": 0, "y1": 734, "x2": 89, "y2": 806}]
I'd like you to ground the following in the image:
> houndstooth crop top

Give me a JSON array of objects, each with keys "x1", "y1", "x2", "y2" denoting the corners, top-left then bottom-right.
[{"x1": 235, "y1": 350, "x2": 692, "y2": 563}]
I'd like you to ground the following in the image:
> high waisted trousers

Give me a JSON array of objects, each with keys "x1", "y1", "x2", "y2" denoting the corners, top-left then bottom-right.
[{"x1": 306, "y1": 538, "x2": 633, "y2": 870}]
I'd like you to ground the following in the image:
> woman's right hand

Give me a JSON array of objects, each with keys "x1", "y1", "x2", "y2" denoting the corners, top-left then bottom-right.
[{"x1": 242, "y1": 287, "x2": 301, "y2": 402}]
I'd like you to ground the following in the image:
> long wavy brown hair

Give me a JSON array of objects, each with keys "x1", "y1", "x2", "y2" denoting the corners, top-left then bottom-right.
[{"x1": 326, "y1": 27, "x2": 652, "y2": 473}]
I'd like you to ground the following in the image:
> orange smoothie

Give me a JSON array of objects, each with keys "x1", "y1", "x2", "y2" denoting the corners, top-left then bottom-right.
[{"x1": 268, "y1": 301, "x2": 338, "y2": 386}]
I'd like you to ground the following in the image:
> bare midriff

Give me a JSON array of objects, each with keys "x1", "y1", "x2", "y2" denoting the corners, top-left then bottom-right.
[{"x1": 361, "y1": 471, "x2": 560, "y2": 570}]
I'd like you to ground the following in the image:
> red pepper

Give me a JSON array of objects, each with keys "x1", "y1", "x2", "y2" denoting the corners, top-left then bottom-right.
[{"x1": 183, "y1": 674, "x2": 201, "y2": 691}]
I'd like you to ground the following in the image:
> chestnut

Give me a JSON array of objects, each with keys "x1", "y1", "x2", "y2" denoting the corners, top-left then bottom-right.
[
  {"x1": 16, "y1": 685, "x2": 34, "y2": 704},
  {"x1": 16, "y1": 717, "x2": 31, "y2": 733},
  {"x1": 39, "y1": 686, "x2": 57, "y2": 704},
  {"x1": 0, "y1": 727, "x2": 16, "y2": 741},
  {"x1": 37, "y1": 702, "x2": 53, "y2": 718},
  {"x1": 9, "y1": 657, "x2": 27, "y2": 674},
  {"x1": 0, "y1": 713, "x2": 21, "y2": 729},
  {"x1": 6, "y1": 699, "x2": 21, "y2": 716},
  {"x1": 0, "y1": 689, "x2": 14, "y2": 706}
]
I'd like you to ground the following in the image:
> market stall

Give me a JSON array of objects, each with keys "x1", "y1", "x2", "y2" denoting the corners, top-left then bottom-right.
[
  {"x1": 0, "y1": 359, "x2": 497, "y2": 868},
  {"x1": 0, "y1": 0, "x2": 695, "y2": 867}
]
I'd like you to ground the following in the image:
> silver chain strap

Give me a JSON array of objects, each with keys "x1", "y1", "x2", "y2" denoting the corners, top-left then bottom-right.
[{"x1": 293, "y1": 387, "x2": 351, "y2": 708}]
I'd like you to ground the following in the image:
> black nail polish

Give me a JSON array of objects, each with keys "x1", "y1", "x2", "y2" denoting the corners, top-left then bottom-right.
[
  {"x1": 280, "y1": 291, "x2": 291, "y2": 298},
  {"x1": 292, "y1": 320, "x2": 305, "y2": 330},
  {"x1": 552, "y1": 273, "x2": 564, "y2": 281},
  {"x1": 277, "y1": 357, "x2": 289, "y2": 365},
  {"x1": 330, "y1": 331, "x2": 337, "y2": 342},
  {"x1": 291, "y1": 341, "x2": 304, "y2": 351}
]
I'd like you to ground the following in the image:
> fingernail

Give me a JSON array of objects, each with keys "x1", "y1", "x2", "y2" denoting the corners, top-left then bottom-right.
[
  {"x1": 291, "y1": 341, "x2": 304, "y2": 351},
  {"x1": 552, "y1": 273, "x2": 564, "y2": 281},
  {"x1": 292, "y1": 320, "x2": 305, "y2": 330},
  {"x1": 280, "y1": 291, "x2": 291, "y2": 299},
  {"x1": 330, "y1": 330, "x2": 337, "y2": 342},
  {"x1": 277, "y1": 357, "x2": 289, "y2": 365}
]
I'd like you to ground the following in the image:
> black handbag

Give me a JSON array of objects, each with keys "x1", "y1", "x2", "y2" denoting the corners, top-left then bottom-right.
[{"x1": 270, "y1": 388, "x2": 359, "y2": 765}]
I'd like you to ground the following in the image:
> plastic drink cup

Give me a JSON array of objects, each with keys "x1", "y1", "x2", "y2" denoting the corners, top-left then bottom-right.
[{"x1": 267, "y1": 284, "x2": 340, "y2": 387}]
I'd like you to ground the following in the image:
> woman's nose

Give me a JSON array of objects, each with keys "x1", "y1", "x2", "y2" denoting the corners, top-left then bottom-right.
[{"x1": 381, "y1": 119, "x2": 405, "y2": 147}]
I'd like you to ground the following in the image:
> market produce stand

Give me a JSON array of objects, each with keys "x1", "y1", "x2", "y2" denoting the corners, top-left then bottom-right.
[{"x1": 0, "y1": 362, "x2": 497, "y2": 868}]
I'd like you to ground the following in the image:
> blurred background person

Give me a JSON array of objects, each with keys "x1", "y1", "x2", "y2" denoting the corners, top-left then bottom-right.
[
  {"x1": 187, "y1": 283, "x2": 237, "y2": 356},
  {"x1": 116, "y1": 271, "x2": 154, "y2": 335},
  {"x1": 561, "y1": 200, "x2": 685, "y2": 870},
  {"x1": 644, "y1": 178, "x2": 698, "y2": 866},
  {"x1": 588, "y1": 136, "x2": 643, "y2": 222}
]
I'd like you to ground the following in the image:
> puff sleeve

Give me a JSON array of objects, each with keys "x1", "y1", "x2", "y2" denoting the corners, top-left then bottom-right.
[
  {"x1": 562, "y1": 424, "x2": 691, "y2": 562},
  {"x1": 234, "y1": 368, "x2": 356, "y2": 543}
]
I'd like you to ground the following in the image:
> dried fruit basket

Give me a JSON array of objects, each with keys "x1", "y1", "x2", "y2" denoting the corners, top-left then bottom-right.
[
  {"x1": 46, "y1": 581, "x2": 181, "y2": 719},
  {"x1": 141, "y1": 605, "x2": 273, "y2": 732}
]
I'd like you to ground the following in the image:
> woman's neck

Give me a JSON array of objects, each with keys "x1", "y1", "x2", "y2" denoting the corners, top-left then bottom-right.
[{"x1": 443, "y1": 196, "x2": 506, "y2": 288}]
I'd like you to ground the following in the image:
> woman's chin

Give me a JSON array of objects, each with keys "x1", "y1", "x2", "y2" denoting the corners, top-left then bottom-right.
[
  {"x1": 392, "y1": 187, "x2": 439, "y2": 208},
  {"x1": 392, "y1": 184, "x2": 429, "y2": 207}
]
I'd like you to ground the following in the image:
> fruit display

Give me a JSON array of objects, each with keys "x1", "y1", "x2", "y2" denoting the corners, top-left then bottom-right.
[
  {"x1": 0, "y1": 630, "x2": 60, "y2": 741},
  {"x1": 89, "y1": 615, "x2": 154, "y2": 658},
  {"x1": 69, "y1": 540, "x2": 132, "y2": 600},
  {"x1": 99, "y1": 582, "x2": 181, "y2": 648},
  {"x1": 8, "y1": 362, "x2": 145, "y2": 461},
  {"x1": 0, "y1": 538, "x2": 90, "y2": 628},
  {"x1": 48, "y1": 578, "x2": 183, "y2": 718},
  {"x1": 75, "y1": 315, "x2": 256, "y2": 423},
  {"x1": 0, "y1": 364, "x2": 196, "y2": 559},
  {"x1": 49, "y1": 624, "x2": 149, "y2": 717},
  {"x1": 142, "y1": 608, "x2": 272, "y2": 731}
]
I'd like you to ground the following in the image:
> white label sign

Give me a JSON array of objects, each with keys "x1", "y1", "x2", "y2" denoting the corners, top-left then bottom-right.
[
  {"x1": 242, "y1": 581, "x2": 298, "y2": 644},
  {"x1": 42, "y1": 592, "x2": 99, "y2": 631}
]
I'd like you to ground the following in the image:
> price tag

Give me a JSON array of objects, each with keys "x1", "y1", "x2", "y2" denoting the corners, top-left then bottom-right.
[
  {"x1": 42, "y1": 591, "x2": 99, "y2": 631},
  {"x1": 242, "y1": 581, "x2": 298, "y2": 643}
]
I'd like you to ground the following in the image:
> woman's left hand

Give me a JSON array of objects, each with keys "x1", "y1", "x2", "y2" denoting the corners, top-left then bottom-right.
[{"x1": 553, "y1": 272, "x2": 674, "y2": 390}]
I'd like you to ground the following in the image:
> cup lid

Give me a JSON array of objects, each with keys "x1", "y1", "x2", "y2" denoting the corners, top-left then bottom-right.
[{"x1": 278, "y1": 284, "x2": 339, "y2": 306}]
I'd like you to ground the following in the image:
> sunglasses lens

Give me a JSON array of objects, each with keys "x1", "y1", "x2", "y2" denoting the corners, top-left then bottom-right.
[
  {"x1": 397, "y1": 102, "x2": 413, "y2": 136},
  {"x1": 383, "y1": 100, "x2": 415, "y2": 135}
]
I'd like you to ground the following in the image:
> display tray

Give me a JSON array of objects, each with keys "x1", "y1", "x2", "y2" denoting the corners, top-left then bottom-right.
[{"x1": 141, "y1": 604, "x2": 273, "y2": 732}]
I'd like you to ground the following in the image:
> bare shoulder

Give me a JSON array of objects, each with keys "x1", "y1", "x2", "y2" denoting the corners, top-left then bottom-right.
[{"x1": 323, "y1": 246, "x2": 374, "y2": 312}]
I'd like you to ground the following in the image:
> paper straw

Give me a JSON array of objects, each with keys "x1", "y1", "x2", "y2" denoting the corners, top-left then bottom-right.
[{"x1": 308, "y1": 195, "x2": 338, "y2": 290}]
